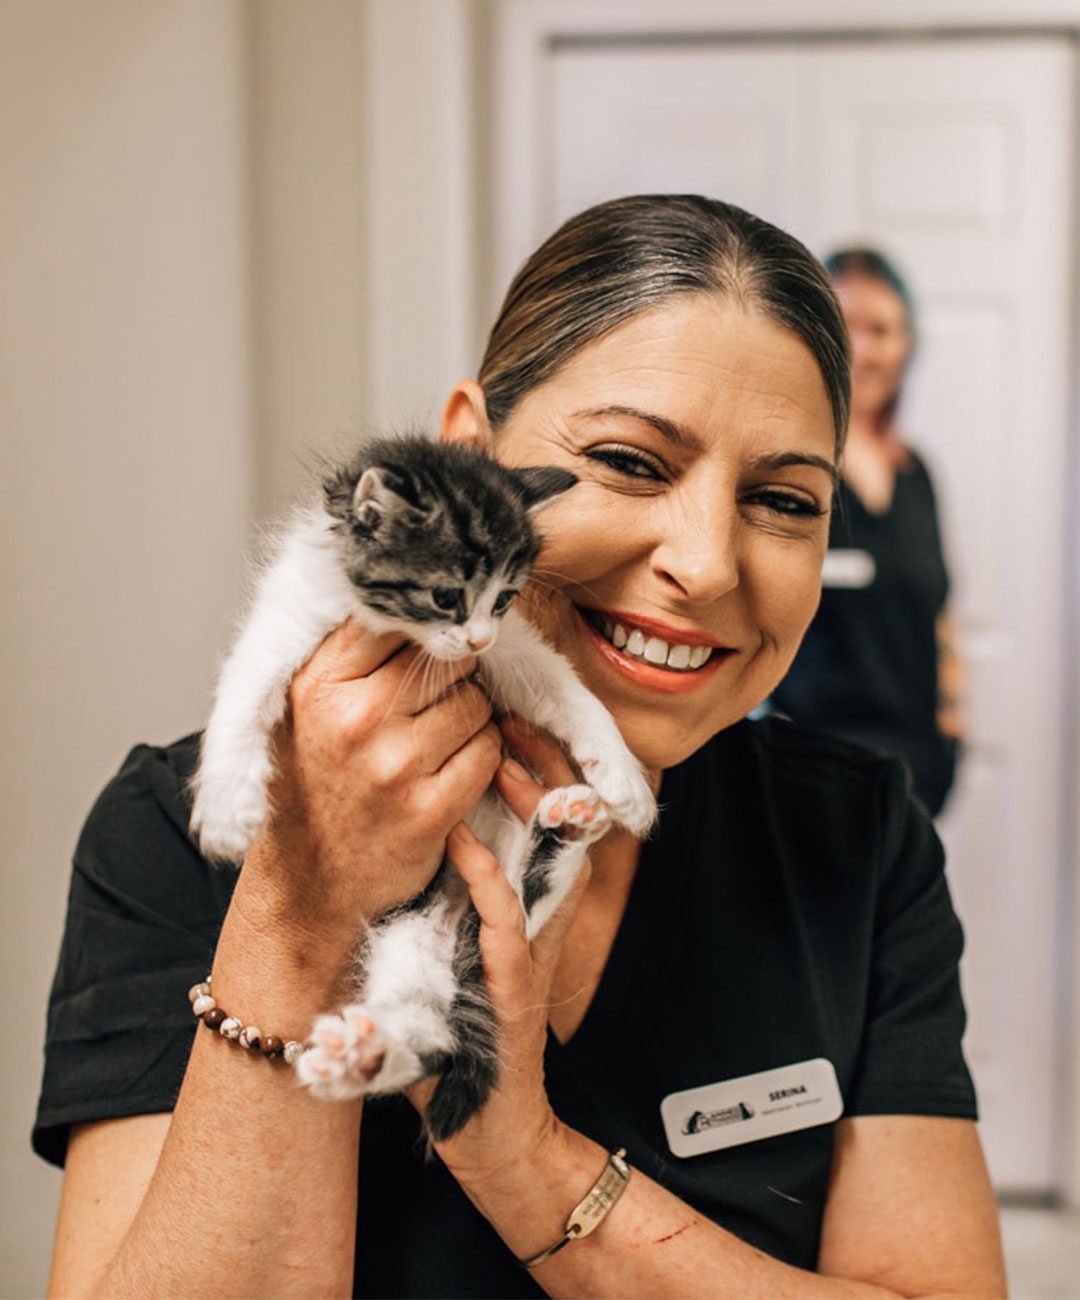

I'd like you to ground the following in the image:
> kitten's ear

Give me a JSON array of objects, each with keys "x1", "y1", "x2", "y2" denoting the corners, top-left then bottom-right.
[
  {"x1": 511, "y1": 466, "x2": 578, "y2": 515},
  {"x1": 352, "y1": 465, "x2": 426, "y2": 531}
]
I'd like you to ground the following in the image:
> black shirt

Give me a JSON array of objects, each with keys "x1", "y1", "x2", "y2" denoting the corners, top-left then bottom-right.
[
  {"x1": 34, "y1": 719, "x2": 976, "y2": 1297},
  {"x1": 772, "y1": 453, "x2": 956, "y2": 815}
]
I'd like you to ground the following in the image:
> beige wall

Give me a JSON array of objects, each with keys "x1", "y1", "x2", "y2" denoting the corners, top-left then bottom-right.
[
  {"x1": 249, "y1": 0, "x2": 369, "y2": 516},
  {"x1": 0, "y1": 3, "x2": 253, "y2": 1294}
]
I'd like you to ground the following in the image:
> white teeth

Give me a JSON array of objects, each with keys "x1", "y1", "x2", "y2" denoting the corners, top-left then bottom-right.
[
  {"x1": 666, "y1": 643, "x2": 692, "y2": 670},
  {"x1": 591, "y1": 610, "x2": 719, "y2": 672}
]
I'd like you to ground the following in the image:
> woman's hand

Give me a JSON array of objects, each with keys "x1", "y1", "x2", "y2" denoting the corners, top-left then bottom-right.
[
  {"x1": 234, "y1": 620, "x2": 503, "y2": 954},
  {"x1": 408, "y1": 715, "x2": 589, "y2": 1190}
]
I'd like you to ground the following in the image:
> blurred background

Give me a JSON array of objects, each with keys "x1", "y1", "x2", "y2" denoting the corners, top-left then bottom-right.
[{"x1": 2, "y1": 1, "x2": 1078, "y2": 1295}]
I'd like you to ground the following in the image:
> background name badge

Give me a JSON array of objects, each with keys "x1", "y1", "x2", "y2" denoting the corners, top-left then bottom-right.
[{"x1": 660, "y1": 1058, "x2": 843, "y2": 1157}]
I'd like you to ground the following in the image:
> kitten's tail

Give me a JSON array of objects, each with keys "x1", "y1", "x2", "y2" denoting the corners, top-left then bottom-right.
[{"x1": 423, "y1": 909, "x2": 500, "y2": 1144}]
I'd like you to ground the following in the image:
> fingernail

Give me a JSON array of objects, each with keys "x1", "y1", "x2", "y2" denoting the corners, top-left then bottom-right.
[
  {"x1": 501, "y1": 757, "x2": 531, "y2": 782},
  {"x1": 451, "y1": 821, "x2": 477, "y2": 843}
]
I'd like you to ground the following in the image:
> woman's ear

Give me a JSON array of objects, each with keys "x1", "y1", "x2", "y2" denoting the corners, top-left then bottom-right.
[{"x1": 440, "y1": 380, "x2": 493, "y2": 449}]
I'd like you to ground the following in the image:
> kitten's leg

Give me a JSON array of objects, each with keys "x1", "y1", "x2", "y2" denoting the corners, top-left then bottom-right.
[
  {"x1": 296, "y1": 891, "x2": 474, "y2": 1109},
  {"x1": 424, "y1": 789, "x2": 608, "y2": 1141},
  {"x1": 481, "y1": 611, "x2": 656, "y2": 835},
  {"x1": 518, "y1": 784, "x2": 610, "y2": 936},
  {"x1": 191, "y1": 517, "x2": 356, "y2": 862}
]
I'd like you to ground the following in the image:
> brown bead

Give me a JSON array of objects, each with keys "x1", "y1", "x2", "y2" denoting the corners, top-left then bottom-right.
[
  {"x1": 202, "y1": 1007, "x2": 226, "y2": 1030},
  {"x1": 261, "y1": 1035, "x2": 284, "y2": 1057}
]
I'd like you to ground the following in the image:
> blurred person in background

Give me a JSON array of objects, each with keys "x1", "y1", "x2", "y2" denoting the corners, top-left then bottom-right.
[{"x1": 771, "y1": 248, "x2": 964, "y2": 817}]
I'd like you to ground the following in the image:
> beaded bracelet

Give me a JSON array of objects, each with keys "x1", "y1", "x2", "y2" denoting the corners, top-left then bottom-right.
[{"x1": 188, "y1": 976, "x2": 306, "y2": 1065}]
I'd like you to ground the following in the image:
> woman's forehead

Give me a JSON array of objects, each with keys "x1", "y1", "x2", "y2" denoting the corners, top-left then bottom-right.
[{"x1": 537, "y1": 297, "x2": 834, "y2": 442}]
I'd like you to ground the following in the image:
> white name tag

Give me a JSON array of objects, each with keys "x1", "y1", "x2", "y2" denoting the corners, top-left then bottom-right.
[
  {"x1": 660, "y1": 1058, "x2": 843, "y2": 1158},
  {"x1": 821, "y1": 549, "x2": 876, "y2": 589}
]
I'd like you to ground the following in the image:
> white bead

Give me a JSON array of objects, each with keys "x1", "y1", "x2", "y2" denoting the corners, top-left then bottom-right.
[
  {"x1": 188, "y1": 982, "x2": 211, "y2": 1004},
  {"x1": 192, "y1": 994, "x2": 216, "y2": 1016},
  {"x1": 219, "y1": 1017, "x2": 242, "y2": 1040},
  {"x1": 283, "y1": 1041, "x2": 305, "y2": 1065},
  {"x1": 239, "y1": 1026, "x2": 262, "y2": 1050}
]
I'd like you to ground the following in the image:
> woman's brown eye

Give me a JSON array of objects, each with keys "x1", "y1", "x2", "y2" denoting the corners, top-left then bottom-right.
[
  {"x1": 749, "y1": 491, "x2": 826, "y2": 519},
  {"x1": 586, "y1": 449, "x2": 662, "y2": 479}
]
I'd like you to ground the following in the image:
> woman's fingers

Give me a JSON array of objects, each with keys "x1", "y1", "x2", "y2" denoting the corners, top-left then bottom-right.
[
  {"x1": 499, "y1": 713, "x2": 578, "y2": 790},
  {"x1": 427, "y1": 721, "x2": 503, "y2": 824},
  {"x1": 493, "y1": 754, "x2": 546, "y2": 824},
  {"x1": 404, "y1": 681, "x2": 493, "y2": 774},
  {"x1": 373, "y1": 647, "x2": 480, "y2": 717},
  {"x1": 293, "y1": 620, "x2": 406, "y2": 688}
]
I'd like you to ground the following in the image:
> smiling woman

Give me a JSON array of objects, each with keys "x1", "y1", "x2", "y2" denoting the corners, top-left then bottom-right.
[{"x1": 36, "y1": 196, "x2": 1005, "y2": 1300}]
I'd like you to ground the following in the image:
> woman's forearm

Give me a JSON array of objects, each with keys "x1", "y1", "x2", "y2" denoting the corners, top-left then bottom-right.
[
  {"x1": 459, "y1": 1123, "x2": 903, "y2": 1300},
  {"x1": 90, "y1": 871, "x2": 363, "y2": 1300}
]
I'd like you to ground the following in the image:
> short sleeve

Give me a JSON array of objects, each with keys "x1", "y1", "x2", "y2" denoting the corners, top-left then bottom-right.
[
  {"x1": 33, "y1": 735, "x2": 233, "y2": 1166},
  {"x1": 845, "y1": 759, "x2": 977, "y2": 1119}
]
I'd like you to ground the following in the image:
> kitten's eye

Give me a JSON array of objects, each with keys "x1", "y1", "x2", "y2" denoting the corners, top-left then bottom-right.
[
  {"x1": 492, "y1": 589, "x2": 516, "y2": 615},
  {"x1": 432, "y1": 587, "x2": 464, "y2": 611}
]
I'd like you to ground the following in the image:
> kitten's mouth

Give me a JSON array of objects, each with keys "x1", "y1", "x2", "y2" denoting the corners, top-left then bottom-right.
[{"x1": 580, "y1": 608, "x2": 727, "y2": 673}]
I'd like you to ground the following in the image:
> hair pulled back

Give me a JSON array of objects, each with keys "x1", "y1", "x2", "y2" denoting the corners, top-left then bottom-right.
[{"x1": 479, "y1": 194, "x2": 851, "y2": 457}]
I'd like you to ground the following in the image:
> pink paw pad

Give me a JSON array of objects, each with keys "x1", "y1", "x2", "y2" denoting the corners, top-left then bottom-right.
[
  {"x1": 537, "y1": 784, "x2": 610, "y2": 842},
  {"x1": 297, "y1": 1008, "x2": 387, "y2": 1097}
]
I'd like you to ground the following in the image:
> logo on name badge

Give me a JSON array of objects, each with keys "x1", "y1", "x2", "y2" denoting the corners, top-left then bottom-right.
[{"x1": 661, "y1": 1058, "x2": 843, "y2": 1158}]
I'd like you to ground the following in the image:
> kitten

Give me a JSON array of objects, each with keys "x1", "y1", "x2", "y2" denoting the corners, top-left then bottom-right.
[{"x1": 190, "y1": 434, "x2": 655, "y2": 1141}]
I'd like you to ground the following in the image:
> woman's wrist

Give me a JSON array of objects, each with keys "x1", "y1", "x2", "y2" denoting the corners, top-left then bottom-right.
[
  {"x1": 454, "y1": 1118, "x2": 610, "y2": 1261},
  {"x1": 213, "y1": 867, "x2": 361, "y2": 1036}
]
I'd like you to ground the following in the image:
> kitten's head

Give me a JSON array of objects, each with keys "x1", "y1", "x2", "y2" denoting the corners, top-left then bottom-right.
[{"x1": 323, "y1": 436, "x2": 576, "y2": 660}]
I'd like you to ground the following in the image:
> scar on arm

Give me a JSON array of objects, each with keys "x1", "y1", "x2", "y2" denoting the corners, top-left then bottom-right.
[{"x1": 653, "y1": 1219, "x2": 699, "y2": 1244}]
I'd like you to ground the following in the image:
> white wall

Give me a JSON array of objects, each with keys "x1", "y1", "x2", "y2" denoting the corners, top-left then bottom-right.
[{"x1": 0, "y1": 4, "x2": 252, "y2": 1295}]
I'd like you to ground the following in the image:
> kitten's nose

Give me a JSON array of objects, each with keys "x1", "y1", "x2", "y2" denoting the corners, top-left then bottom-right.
[{"x1": 465, "y1": 618, "x2": 493, "y2": 653}]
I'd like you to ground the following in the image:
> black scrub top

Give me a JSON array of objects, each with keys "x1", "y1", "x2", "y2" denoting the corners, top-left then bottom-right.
[
  {"x1": 772, "y1": 452, "x2": 956, "y2": 815},
  {"x1": 34, "y1": 718, "x2": 977, "y2": 1298}
]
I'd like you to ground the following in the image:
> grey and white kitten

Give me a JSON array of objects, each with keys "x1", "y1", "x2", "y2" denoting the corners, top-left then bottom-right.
[{"x1": 190, "y1": 435, "x2": 655, "y2": 1141}]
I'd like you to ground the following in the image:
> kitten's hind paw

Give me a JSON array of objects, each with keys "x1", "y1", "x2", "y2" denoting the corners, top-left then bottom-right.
[
  {"x1": 295, "y1": 1005, "x2": 425, "y2": 1102},
  {"x1": 537, "y1": 784, "x2": 611, "y2": 845},
  {"x1": 295, "y1": 1008, "x2": 388, "y2": 1102}
]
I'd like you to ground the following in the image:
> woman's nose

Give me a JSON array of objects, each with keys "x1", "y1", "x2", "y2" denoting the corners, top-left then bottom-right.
[{"x1": 649, "y1": 508, "x2": 740, "y2": 605}]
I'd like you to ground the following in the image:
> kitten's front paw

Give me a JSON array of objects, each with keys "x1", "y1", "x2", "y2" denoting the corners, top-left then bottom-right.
[
  {"x1": 537, "y1": 784, "x2": 611, "y2": 845},
  {"x1": 578, "y1": 757, "x2": 656, "y2": 837},
  {"x1": 295, "y1": 1007, "x2": 388, "y2": 1102},
  {"x1": 190, "y1": 769, "x2": 270, "y2": 864}
]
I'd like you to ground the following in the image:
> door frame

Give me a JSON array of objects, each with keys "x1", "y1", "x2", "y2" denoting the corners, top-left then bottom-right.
[{"x1": 489, "y1": 0, "x2": 1080, "y2": 1204}]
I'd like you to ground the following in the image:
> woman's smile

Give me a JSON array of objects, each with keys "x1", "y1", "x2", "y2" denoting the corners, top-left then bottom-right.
[{"x1": 572, "y1": 604, "x2": 737, "y2": 694}]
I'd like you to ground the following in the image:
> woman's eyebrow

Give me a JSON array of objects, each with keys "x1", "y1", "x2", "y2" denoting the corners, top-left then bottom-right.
[
  {"x1": 570, "y1": 404, "x2": 704, "y2": 450},
  {"x1": 749, "y1": 451, "x2": 840, "y2": 487}
]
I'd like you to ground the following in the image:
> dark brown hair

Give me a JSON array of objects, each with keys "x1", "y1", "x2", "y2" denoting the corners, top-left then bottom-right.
[{"x1": 479, "y1": 194, "x2": 851, "y2": 457}]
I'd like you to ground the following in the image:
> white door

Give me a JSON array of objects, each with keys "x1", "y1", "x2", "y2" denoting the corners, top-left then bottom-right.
[{"x1": 494, "y1": 33, "x2": 1076, "y2": 1192}]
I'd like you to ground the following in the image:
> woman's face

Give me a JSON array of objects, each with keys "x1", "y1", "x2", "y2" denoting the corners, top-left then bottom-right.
[
  {"x1": 443, "y1": 294, "x2": 836, "y2": 775},
  {"x1": 833, "y1": 273, "x2": 911, "y2": 423}
]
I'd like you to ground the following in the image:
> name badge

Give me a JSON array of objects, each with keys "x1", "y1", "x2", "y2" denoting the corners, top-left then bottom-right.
[
  {"x1": 660, "y1": 1058, "x2": 843, "y2": 1158},
  {"x1": 821, "y1": 549, "x2": 876, "y2": 589}
]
